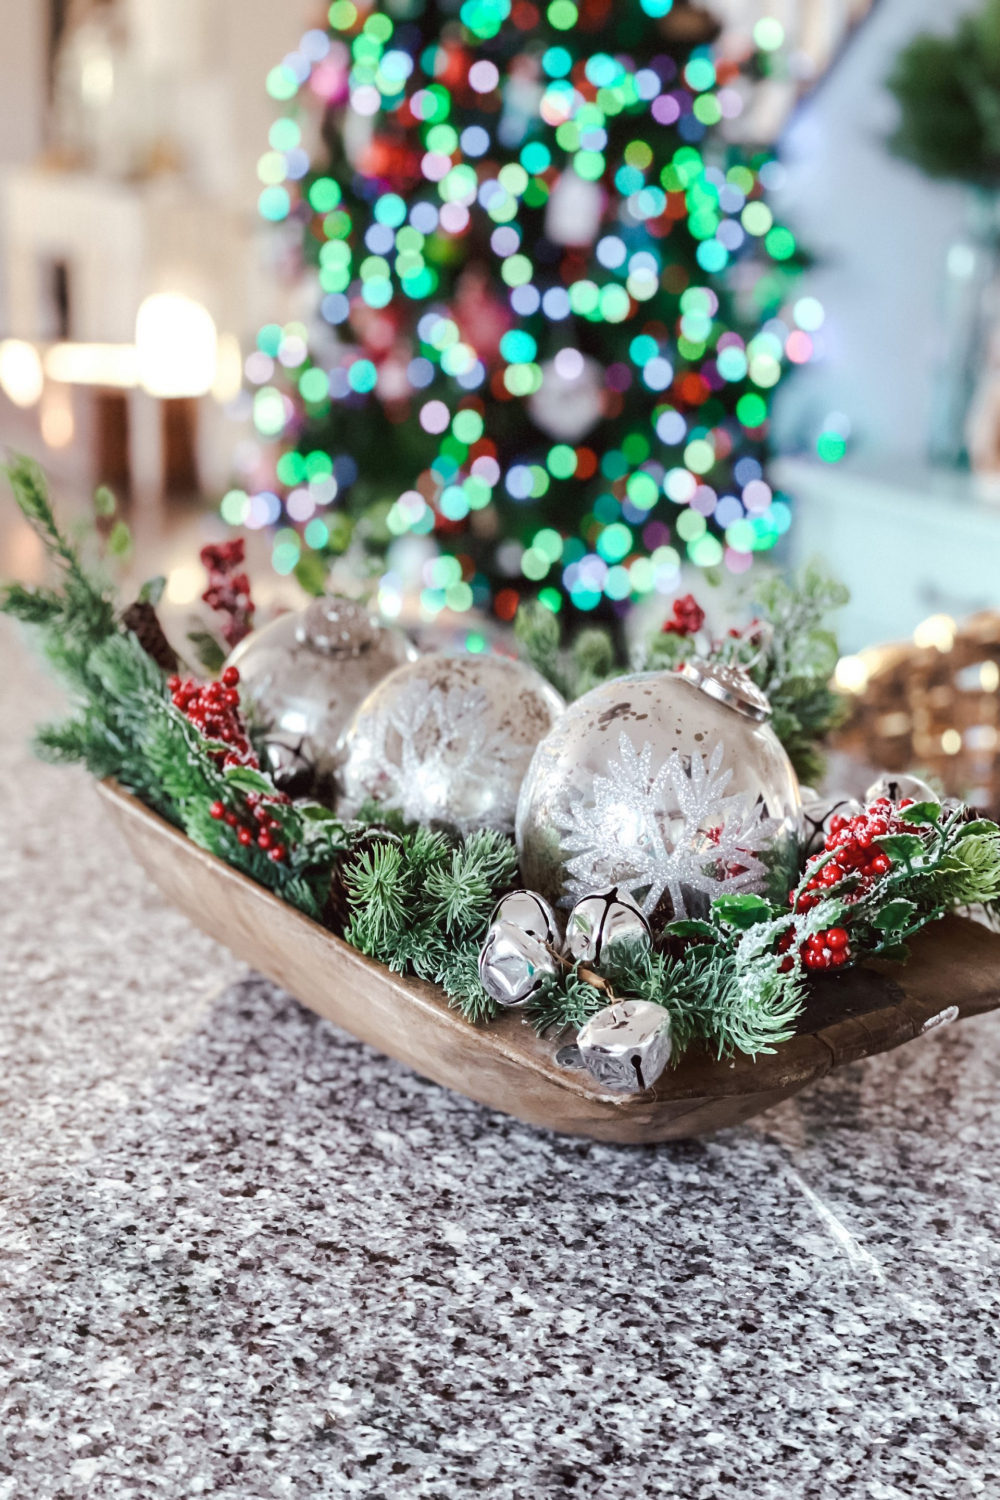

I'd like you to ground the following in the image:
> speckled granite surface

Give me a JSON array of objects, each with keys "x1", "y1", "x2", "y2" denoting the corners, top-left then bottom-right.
[{"x1": 2, "y1": 618, "x2": 1000, "y2": 1500}]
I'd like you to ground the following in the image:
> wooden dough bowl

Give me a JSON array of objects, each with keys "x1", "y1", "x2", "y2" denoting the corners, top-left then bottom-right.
[{"x1": 99, "y1": 780, "x2": 1000, "y2": 1144}]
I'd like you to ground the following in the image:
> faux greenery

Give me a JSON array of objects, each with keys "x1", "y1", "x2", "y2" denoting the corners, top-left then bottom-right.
[
  {"x1": 7, "y1": 462, "x2": 1000, "y2": 1065},
  {"x1": 887, "y1": 1, "x2": 1000, "y2": 185}
]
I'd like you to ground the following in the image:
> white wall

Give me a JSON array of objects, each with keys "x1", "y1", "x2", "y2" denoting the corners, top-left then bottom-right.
[{"x1": 771, "y1": 0, "x2": 980, "y2": 461}]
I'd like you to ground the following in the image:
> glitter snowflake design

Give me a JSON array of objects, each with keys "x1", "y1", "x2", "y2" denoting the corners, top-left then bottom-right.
[
  {"x1": 555, "y1": 730, "x2": 779, "y2": 918},
  {"x1": 367, "y1": 679, "x2": 525, "y2": 834}
]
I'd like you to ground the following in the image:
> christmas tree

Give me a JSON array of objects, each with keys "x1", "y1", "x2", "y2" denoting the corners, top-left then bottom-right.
[{"x1": 237, "y1": 0, "x2": 806, "y2": 626}]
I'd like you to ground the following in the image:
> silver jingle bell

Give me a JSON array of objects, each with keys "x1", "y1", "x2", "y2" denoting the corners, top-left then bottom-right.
[
  {"x1": 564, "y1": 886, "x2": 652, "y2": 970},
  {"x1": 490, "y1": 889, "x2": 561, "y2": 945},
  {"x1": 478, "y1": 920, "x2": 560, "y2": 1008},
  {"x1": 864, "y1": 773, "x2": 940, "y2": 808},
  {"x1": 800, "y1": 792, "x2": 863, "y2": 857},
  {"x1": 576, "y1": 999, "x2": 672, "y2": 1094}
]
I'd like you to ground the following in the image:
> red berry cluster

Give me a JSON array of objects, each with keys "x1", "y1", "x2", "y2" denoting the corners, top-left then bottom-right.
[
  {"x1": 792, "y1": 798, "x2": 906, "y2": 914},
  {"x1": 168, "y1": 665, "x2": 256, "y2": 769},
  {"x1": 779, "y1": 926, "x2": 851, "y2": 973},
  {"x1": 168, "y1": 665, "x2": 291, "y2": 865},
  {"x1": 200, "y1": 539, "x2": 254, "y2": 649},
  {"x1": 780, "y1": 796, "x2": 920, "y2": 975},
  {"x1": 208, "y1": 792, "x2": 288, "y2": 863},
  {"x1": 662, "y1": 593, "x2": 705, "y2": 637}
]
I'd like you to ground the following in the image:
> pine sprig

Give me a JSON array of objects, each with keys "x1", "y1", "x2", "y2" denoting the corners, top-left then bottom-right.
[{"x1": 343, "y1": 824, "x2": 516, "y2": 1018}]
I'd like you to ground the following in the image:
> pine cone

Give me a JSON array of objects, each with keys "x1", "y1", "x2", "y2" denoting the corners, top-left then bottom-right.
[{"x1": 121, "y1": 600, "x2": 180, "y2": 674}]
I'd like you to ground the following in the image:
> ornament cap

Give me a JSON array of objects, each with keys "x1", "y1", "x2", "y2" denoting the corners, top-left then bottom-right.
[
  {"x1": 677, "y1": 659, "x2": 771, "y2": 722},
  {"x1": 297, "y1": 597, "x2": 383, "y2": 658}
]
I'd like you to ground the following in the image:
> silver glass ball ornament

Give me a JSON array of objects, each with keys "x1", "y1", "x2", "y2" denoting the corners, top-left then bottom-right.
[
  {"x1": 576, "y1": 1000, "x2": 672, "y2": 1094},
  {"x1": 338, "y1": 655, "x2": 565, "y2": 836},
  {"x1": 224, "y1": 597, "x2": 417, "y2": 795},
  {"x1": 800, "y1": 792, "x2": 863, "y2": 857},
  {"x1": 478, "y1": 921, "x2": 560, "y2": 1008},
  {"x1": 563, "y1": 887, "x2": 651, "y2": 969},
  {"x1": 864, "y1": 773, "x2": 940, "y2": 807},
  {"x1": 516, "y1": 662, "x2": 801, "y2": 923}
]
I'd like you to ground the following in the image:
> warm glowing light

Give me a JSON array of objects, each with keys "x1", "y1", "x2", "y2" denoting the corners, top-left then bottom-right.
[
  {"x1": 165, "y1": 565, "x2": 204, "y2": 604},
  {"x1": 941, "y1": 728, "x2": 962, "y2": 755},
  {"x1": 136, "y1": 295, "x2": 218, "y2": 398},
  {"x1": 0, "y1": 340, "x2": 44, "y2": 407},
  {"x1": 834, "y1": 655, "x2": 870, "y2": 695},
  {"x1": 913, "y1": 614, "x2": 956, "y2": 653},
  {"x1": 212, "y1": 333, "x2": 244, "y2": 403},
  {"x1": 40, "y1": 384, "x2": 74, "y2": 449},
  {"x1": 45, "y1": 343, "x2": 138, "y2": 388}
]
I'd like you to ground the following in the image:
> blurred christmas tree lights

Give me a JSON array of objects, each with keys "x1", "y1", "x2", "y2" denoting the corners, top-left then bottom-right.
[{"x1": 230, "y1": 0, "x2": 824, "y2": 623}]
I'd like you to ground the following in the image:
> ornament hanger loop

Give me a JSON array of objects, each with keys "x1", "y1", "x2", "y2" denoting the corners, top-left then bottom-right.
[{"x1": 677, "y1": 659, "x2": 772, "y2": 722}]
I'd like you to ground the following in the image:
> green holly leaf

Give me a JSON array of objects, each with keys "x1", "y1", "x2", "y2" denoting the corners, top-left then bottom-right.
[
  {"x1": 187, "y1": 628, "x2": 226, "y2": 675},
  {"x1": 297, "y1": 802, "x2": 342, "y2": 823},
  {"x1": 664, "y1": 919, "x2": 718, "y2": 940},
  {"x1": 712, "y1": 894, "x2": 774, "y2": 929},
  {"x1": 874, "y1": 942, "x2": 910, "y2": 963},
  {"x1": 898, "y1": 802, "x2": 940, "y2": 826},
  {"x1": 223, "y1": 765, "x2": 274, "y2": 794},
  {"x1": 876, "y1": 833, "x2": 925, "y2": 867},
  {"x1": 872, "y1": 898, "x2": 917, "y2": 931}
]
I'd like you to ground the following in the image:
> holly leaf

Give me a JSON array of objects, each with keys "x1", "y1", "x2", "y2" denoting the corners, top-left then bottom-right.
[
  {"x1": 664, "y1": 919, "x2": 718, "y2": 940},
  {"x1": 872, "y1": 898, "x2": 917, "y2": 931},
  {"x1": 187, "y1": 628, "x2": 226, "y2": 675},
  {"x1": 297, "y1": 802, "x2": 342, "y2": 823},
  {"x1": 874, "y1": 942, "x2": 910, "y2": 963},
  {"x1": 223, "y1": 765, "x2": 274, "y2": 794},
  {"x1": 876, "y1": 833, "x2": 925, "y2": 866},
  {"x1": 712, "y1": 894, "x2": 774, "y2": 929},
  {"x1": 898, "y1": 802, "x2": 940, "y2": 826}
]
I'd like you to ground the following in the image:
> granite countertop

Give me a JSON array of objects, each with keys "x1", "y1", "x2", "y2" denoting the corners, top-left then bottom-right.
[{"x1": 2, "y1": 618, "x2": 999, "y2": 1499}]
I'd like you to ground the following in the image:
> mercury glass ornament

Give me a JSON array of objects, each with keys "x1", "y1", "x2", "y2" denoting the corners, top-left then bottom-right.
[
  {"x1": 576, "y1": 1000, "x2": 672, "y2": 1094},
  {"x1": 478, "y1": 920, "x2": 560, "y2": 1007},
  {"x1": 338, "y1": 655, "x2": 565, "y2": 836},
  {"x1": 864, "y1": 773, "x2": 940, "y2": 807},
  {"x1": 516, "y1": 661, "x2": 801, "y2": 923},
  {"x1": 224, "y1": 598, "x2": 416, "y2": 796},
  {"x1": 800, "y1": 792, "x2": 863, "y2": 857},
  {"x1": 564, "y1": 887, "x2": 651, "y2": 969}
]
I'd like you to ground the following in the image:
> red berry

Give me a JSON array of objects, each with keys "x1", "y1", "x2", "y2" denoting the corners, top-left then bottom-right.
[
  {"x1": 268, "y1": 845, "x2": 286, "y2": 863},
  {"x1": 222, "y1": 665, "x2": 240, "y2": 687},
  {"x1": 826, "y1": 927, "x2": 849, "y2": 950},
  {"x1": 870, "y1": 854, "x2": 890, "y2": 875},
  {"x1": 209, "y1": 801, "x2": 224, "y2": 820},
  {"x1": 830, "y1": 950, "x2": 848, "y2": 967},
  {"x1": 238, "y1": 826, "x2": 253, "y2": 846},
  {"x1": 224, "y1": 811, "x2": 238, "y2": 827},
  {"x1": 258, "y1": 830, "x2": 271, "y2": 850}
]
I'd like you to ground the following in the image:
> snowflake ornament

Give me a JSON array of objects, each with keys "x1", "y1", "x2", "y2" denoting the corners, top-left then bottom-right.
[
  {"x1": 554, "y1": 730, "x2": 779, "y2": 919},
  {"x1": 340, "y1": 655, "x2": 564, "y2": 835},
  {"x1": 372, "y1": 679, "x2": 524, "y2": 832}
]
